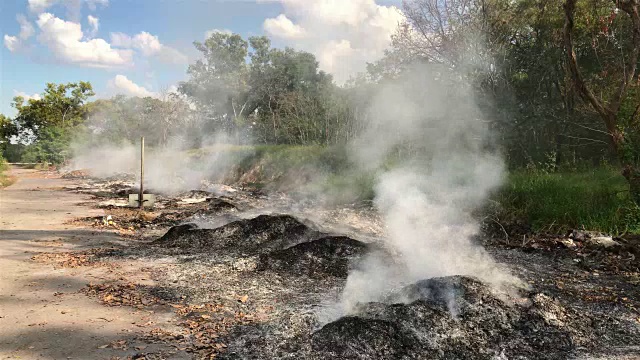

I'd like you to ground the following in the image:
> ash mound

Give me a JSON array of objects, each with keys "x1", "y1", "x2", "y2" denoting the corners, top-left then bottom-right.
[
  {"x1": 256, "y1": 236, "x2": 369, "y2": 278},
  {"x1": 207, "y1": 197, "x2": 238, "y2": 211},
  {"x1": 308, "y1": 276, "x2": 577, "y2": 360},
  {"x1": 154, "y1": 214, "x2": 322, "y2": 256}
]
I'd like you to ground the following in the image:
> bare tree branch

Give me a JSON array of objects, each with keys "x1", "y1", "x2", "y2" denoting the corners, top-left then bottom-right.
[
  {"x1": 563, "y1": 0, "x2": 640, "y2": 149},
  {"x1": 563, "y1": 0, "x2": 613, "y2": 127}
]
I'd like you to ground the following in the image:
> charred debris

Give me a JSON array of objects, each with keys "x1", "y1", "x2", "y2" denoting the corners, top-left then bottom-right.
[{"x1": 61, "y1": 174, "x2": 640, "y2": 360}]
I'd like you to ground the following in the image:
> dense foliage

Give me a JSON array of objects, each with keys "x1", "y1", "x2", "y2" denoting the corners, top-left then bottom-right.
[{"x1": 4, "y1": 1, "x2": 637, "y2": 165}]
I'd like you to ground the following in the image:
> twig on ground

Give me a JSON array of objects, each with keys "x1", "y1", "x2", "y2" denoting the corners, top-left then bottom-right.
[{"x1": 490, "y1": 216, "x2": 509, "y2": 245}]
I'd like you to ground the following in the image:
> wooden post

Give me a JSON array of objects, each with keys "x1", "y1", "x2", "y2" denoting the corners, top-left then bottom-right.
[{"x1": 139, "y1": 136, "x2": 144, "y2": 209}]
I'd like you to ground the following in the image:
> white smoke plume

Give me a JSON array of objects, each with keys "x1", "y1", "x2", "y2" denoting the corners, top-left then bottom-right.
[
  {"x1": 68, "y1": 142, "x2": 136, "y2": 177},
  {"x1": 68, "y1": 132, "x2": 250, "y2": 194},
  {"x1": 336, "y1": 63, "x2": 520, "y2": 314}
]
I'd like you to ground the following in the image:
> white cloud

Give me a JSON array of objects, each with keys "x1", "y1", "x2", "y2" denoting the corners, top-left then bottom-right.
[
  {"x1": 17, "y1": 15, "x2": 35, "y2": 40},
  {"x1": 111, "y1": 31, "x2": 188, "y2": 64},
  {"x1": 131, "y1": 32, "x2": 163, "y2": 56},
  {"x1": 3, "y1": 15, "x2": 36, "y2": 52},
  {"x1": 29, "y1": 0, "x2": 109, "y2": 21},
  {"x1": 28, "y1": 0, "x2": 56, "y2": 14},
  {"x1": 156, "y1": 46, "x2": 189, "y2": 65},
  {"x1": 263, "y1": 14, "x2": 305, "y2": 39},
  {"x1": 86, "y1": 0, "x2": 109, "y2": 11},
  {"x1": 108, "y1": 75, "x2": 157, "y2": 98},
  {"x1": 4, "y1": 35, "x2": 19, "y2": 52},
  {"x1": 261, "y1": 0, "x2": 404, "y2": 82},
  {"x1": 109, "y1": 32, "x2": 132, "y2": 47},
  {"x1": 87, "y1": 15, "x2": 99, "y2": 38},
  {"x1": 13, "y1": 90, "x2": 42, "y2": 102},
  {"x1": 36, "y1": 12, "x2": 133, "y2": 68},
  {"x1": 204, "y1": 28, "x2": 232, "y2": 39}
]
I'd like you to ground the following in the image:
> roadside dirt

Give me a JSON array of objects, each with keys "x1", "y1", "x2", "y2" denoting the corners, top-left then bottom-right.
[{"x1": 0, "y1": 166, "x2": 183, "y2": 359}]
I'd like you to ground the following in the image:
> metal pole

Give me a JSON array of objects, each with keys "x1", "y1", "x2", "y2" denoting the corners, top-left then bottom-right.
[{"x1": 139, "y1": 136, "x2": 144, "y2": 209}]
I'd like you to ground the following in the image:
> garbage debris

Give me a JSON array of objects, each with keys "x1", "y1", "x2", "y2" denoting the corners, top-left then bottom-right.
[
  {"x1": 82, "y1": 282, "x2": 177, "y2": 307},
  {"x1": 31, "y1": 248, "x2": 121, "y2": 269},
  {"x1": 102, "y1": 215, "x2": 114, "y2": 226},
  {"x1": 585, "y1": 236, "x2": 622, "y2": 250},
  {"x1": 61, "y1": 169, "x2": 90, "y2": 179}
]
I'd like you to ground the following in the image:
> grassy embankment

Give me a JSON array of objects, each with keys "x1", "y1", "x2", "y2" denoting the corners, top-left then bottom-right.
[
  {"x1": 189, "y1": 144, "x2": 376, "y2": 202},
  {"x1": 191, "y1": 145, "x2": 640, "y2": 235}
]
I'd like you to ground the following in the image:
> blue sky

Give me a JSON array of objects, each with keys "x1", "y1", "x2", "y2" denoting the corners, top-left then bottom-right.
[{"x1": 1, "y1": 0, "x2": 403, "y2": 116}]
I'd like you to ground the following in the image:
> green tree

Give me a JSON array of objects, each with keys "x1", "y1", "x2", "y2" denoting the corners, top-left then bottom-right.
[
  {"x1": 11, "y1": 82, "x2": 94, "y2": 164},
  {"x1": 0, "y1": 114, "x2": 16, "y2": 152},
  {"x1": 372, "y1": 0, "x2": 619, "y2": 170},
  {"x1": 13, "y1": 82, "x2": 94, "y2": 136},
  {"x1": 84, "y1": 93, "x2": 193, "y2": 148},
  {"x1": 179, "y1": 32, "x2": 250, "y2": 136},
  {"x1": 180, "y1": 32, "x2": 339, "y2": 145}
]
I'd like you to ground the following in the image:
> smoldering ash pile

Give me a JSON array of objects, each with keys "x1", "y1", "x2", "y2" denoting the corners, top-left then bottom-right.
[{"x1": 337, "y1": 64, "x2": 519, "y2": 314}]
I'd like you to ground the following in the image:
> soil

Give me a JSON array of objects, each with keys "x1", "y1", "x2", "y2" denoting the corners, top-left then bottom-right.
[
  {"x1": 2, "y1": 166, "x2": 639, "y2": 359},
  {"x1": 0, "y1": 166, "x2": 188, "y2": 359}
]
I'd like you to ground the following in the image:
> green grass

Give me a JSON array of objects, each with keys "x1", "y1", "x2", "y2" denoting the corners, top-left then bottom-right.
[
  {"x1": 494, "y1": 168, "x2": 640, "y2": 235},
  {"x1": 0, "y1": 156, "x2": 15, "y2": 187},
  {"x1": 191, "y1": 145, "x2": 640, "y2": 234}
]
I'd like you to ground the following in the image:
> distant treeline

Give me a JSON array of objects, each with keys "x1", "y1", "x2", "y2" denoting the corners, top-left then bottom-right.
[{"x1": 2, "y1": 0, "x2": 639, "y2": 174}]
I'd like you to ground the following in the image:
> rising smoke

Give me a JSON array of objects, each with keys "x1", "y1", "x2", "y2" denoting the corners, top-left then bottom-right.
[
  {"x1": 334, "y1": 63, "x2": 520, "y2": 316},
  {"x1": 67, "y1": 35, "x2": 519, "y2": 318},
  {"x1": 69, "y1": 131, "x2": 250, "y2": 194}
]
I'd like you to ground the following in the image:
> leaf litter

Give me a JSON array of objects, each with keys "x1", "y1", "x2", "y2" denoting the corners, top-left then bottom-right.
[{"x1": 59, "y1": 176, "x2": 640, "y2": 359}]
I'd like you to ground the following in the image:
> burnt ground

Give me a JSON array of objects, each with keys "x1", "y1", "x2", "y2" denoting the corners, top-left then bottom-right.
[
  {"x1": 255, "y1": 236, "x2": 371, "y2": 279},
  {"x1": 45, "y1": 173, "x2": 640, "y2": 359}
]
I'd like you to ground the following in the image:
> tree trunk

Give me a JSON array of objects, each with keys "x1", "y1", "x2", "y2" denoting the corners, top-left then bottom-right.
[{"x1": 564, "y1": 0, "x2": 640, "y2": 203}]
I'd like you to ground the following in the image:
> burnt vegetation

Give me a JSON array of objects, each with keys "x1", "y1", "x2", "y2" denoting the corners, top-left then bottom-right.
[
  {"x1": 154, "y1": 215, "x2": 324, "y2": 256},
  {"x1": 33, "y1": 172, "x2": 636, "y2": 359},
  {"x1": 256, "y1": 236, "x2": 370, "y2": 279}
]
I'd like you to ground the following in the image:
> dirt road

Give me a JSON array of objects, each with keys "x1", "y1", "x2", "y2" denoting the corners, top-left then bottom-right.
[{"x1": 0, "y1": 166, "x2": 173, "y2": 359}]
